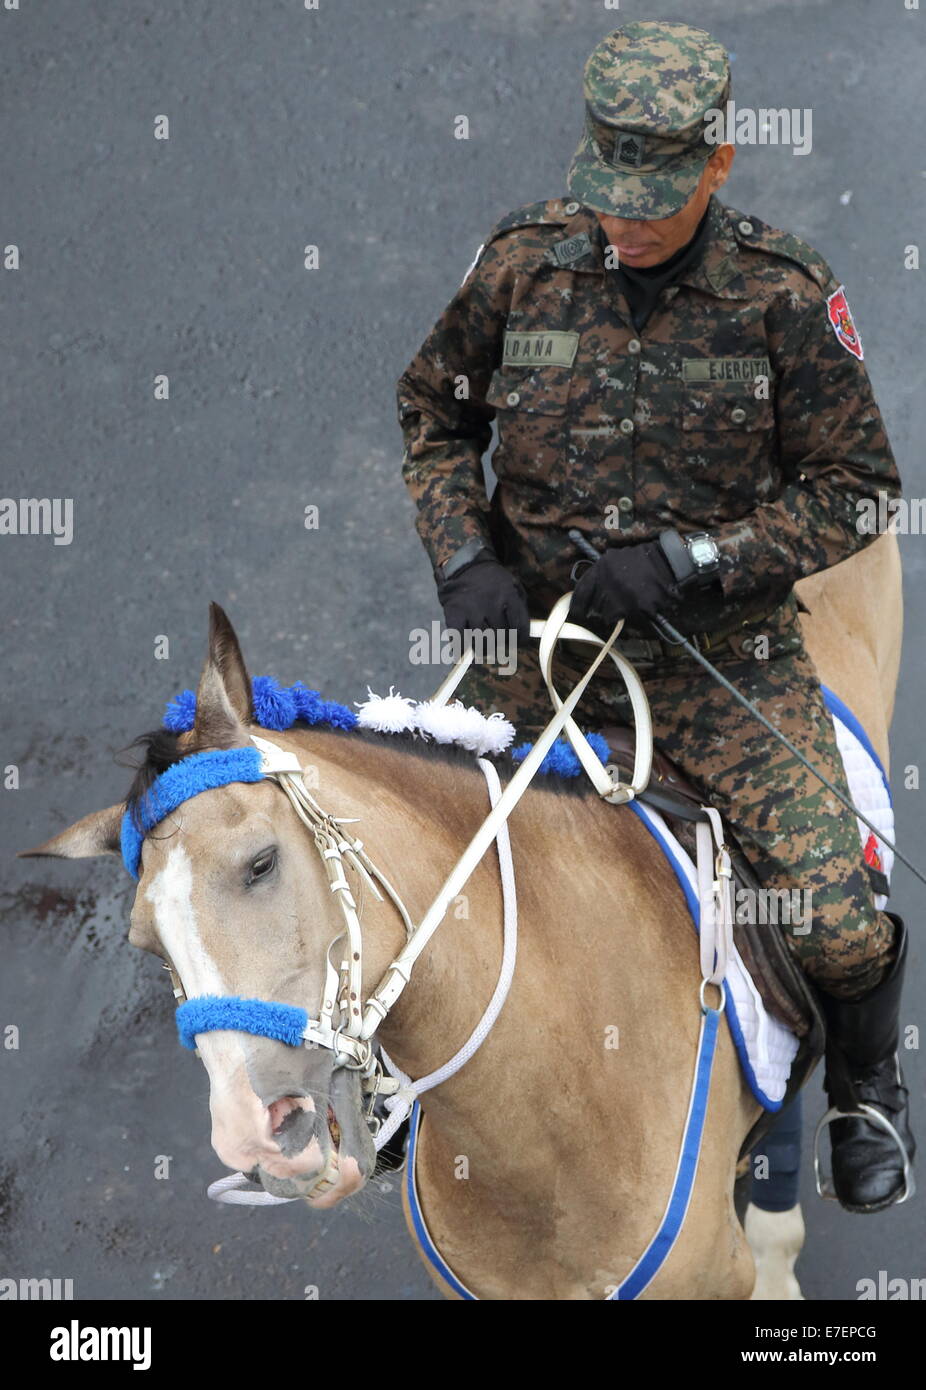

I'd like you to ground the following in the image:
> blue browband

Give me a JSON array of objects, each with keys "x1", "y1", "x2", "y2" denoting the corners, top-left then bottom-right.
[{"x1": 120, "y1": 746, "x2": 265, "y2": 878}]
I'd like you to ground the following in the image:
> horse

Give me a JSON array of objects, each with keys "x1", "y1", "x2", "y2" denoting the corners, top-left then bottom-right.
[{"x1": 21, "y1": 532, "x2": 901, "y2": 1300}]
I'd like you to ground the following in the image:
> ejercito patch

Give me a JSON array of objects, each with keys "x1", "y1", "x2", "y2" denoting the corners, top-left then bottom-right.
[
  {"x1": 502, "y1": 331, "x2": 580, "y2": 368},
  {"x1": 682, "y1": 357, "x2": 771, "y2": 383}
]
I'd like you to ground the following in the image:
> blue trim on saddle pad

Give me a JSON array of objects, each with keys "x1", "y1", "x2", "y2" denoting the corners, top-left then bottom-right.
[
  {"x1": 628, "y1": 800, "x2": 782, "y2": 1113},
  {"x1": 120, "y1": 746, "x2": 265, "y2": 879},
  {"x1": 405, "y1": 1102, "x2": 479, "y2": 1300},
  {"x1": 821, "y1": 685, "x2": 891, "y2": 798},
  {"x1": 405, "y1": 1011, "x2": 724, "y2": 1303},
  {"x1": 175, "y1": 996, "x2": 309, "y2": 1051},
  {"x1": 609, "y1": 1005, "x2": 722, "y2": 1299}
]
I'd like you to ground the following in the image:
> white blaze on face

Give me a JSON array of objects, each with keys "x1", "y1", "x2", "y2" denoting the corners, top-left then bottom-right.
[
  {"x1": 145, "y1": 842, "x2": 248, "y2": 1085},
  {"x1": 144, "y1": 842, "x2": 327, "y2": 1178},
  {"x1": 145, "y1": 841, "x2": 226, "y2": 995}
]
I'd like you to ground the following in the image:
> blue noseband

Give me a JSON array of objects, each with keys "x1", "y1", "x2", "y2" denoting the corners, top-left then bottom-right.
[{"x1": 175, "y1": 996, "x2": 310, "y2": 1051}]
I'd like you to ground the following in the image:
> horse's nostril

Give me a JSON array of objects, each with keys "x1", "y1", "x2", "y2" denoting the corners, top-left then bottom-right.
[
  {"x1": 267, "y1": 1097, "x2": 320, "y2": 1157},
  {"x1": 268, "y1": 1097, "x2": 298, "y2": 1135}
]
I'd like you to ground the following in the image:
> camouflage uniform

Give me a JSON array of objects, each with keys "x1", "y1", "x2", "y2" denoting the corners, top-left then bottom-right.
[{"x1": 396, "y1": 24, "x2": 902, "y2": 1002}]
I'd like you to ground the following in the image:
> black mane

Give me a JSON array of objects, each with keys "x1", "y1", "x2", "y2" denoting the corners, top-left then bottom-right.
[{"x1": 118, "y1": 728, "x2": 186, "y2": 828}]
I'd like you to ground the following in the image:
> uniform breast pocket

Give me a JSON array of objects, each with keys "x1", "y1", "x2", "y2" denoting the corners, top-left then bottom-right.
[
  {"x1": 679, "y1": 383, "x2": 777, "y2": 508},
  {"x1": 485, "y1": 367, "x2": 570, "y2": 485}
]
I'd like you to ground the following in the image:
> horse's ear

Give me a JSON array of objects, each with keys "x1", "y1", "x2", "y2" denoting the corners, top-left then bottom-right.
[
  {"x1": 193, "y1": 602, "x2": 253, "y2": 747},
  {"x1": 19, "y1": 804, "x2": 123, "y2": 859}
]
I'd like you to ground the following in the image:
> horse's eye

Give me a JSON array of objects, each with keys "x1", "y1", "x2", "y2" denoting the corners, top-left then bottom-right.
[{"x1": 246, "y1": 849, "x2": 277, "y2": 885}]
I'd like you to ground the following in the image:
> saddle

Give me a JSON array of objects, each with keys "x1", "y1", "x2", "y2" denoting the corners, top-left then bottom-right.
[{"x1": 601, "y1": 724, "x2": 826, "y2": 1159}]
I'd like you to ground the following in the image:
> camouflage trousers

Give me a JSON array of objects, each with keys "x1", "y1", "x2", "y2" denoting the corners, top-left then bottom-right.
[{"x1": 455, "y1": 592, "x2": 895, "y2": 1001}]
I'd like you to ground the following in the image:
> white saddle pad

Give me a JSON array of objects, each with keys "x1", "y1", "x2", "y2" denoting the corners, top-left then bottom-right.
[{"x1": 629, "y1": 688, "x2": 892, "y2": 1109}]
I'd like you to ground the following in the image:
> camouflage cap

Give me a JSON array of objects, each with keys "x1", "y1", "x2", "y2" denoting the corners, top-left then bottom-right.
[{"x1": 567, "y1": 21, "x2": 731, "y2": 221}]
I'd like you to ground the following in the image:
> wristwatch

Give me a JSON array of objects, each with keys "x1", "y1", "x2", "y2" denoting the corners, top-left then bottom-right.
[{"x1": 657, "y1": 529, "x2": 721, "y2": 588}]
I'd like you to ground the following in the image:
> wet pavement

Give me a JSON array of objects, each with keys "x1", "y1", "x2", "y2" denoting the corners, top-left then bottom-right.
[{"x1": 2, "y1": 0, "x2": 923, "y2": 1300}]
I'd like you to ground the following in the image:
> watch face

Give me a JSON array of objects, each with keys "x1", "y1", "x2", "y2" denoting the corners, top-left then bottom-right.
[{"x1": 689, "y1": 536, "x2": 718, "y2": 567}]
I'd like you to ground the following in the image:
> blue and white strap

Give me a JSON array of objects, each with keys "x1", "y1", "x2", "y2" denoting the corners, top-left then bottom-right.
[{"x1": 404, "y1": 999, "x2": 725, "y2": 1301}]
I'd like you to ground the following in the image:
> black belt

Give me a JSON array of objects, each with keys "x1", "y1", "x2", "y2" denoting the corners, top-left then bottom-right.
[{"x1": 610, "y1": 599, "x2": 786, "y2": 664}]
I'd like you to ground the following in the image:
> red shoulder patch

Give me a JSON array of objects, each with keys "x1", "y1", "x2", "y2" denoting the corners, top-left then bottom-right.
[
  {"x1": 826, "y1": 285, "x2": 864, "y2": 360},
  {"x1": 864, "y1": 832, "x2": 882, "y2": 872}
]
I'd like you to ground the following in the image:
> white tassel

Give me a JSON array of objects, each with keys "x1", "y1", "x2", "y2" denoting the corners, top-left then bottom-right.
[
  {"x1": 355, "y1": 686, "x2": 417, "y2": 733},
  {"x1": 477, "y1": 711, "x2": 518, "y2": 757},
  {"x1": 414, "y1": 700, "x2": 515, "y2": 756},
  {"x1": 353, "y1": 687, "x2": 515, "y2": 758}
]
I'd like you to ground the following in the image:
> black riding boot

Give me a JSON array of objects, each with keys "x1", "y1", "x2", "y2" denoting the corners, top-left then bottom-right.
[{"x1": 817, "y1": 914, "x2": 915, "y2": 1213}]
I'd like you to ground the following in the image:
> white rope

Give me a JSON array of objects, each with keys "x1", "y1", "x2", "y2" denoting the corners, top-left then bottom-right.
[
  {"x1": 376, "y1": 756, "x2": 518, "y2": 1149},
  {"x1": 206, "y1": 1171, "x2": 294, "y2": 1206}
]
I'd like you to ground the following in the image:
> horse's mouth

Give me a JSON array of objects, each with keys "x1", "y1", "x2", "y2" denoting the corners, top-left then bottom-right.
[
  {"x1": 249, "y1": 1103, "x2": 354, "y2": 1202},
  {"x1": 327, "y1": 1106, "x2": 341, "y2": 1149}
]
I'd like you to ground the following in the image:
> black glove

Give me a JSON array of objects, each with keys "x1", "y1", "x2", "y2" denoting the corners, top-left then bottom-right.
[
  {"x1": 568, "y1": 540, "x2": 682, "y2": 629},
  {"x1": 437, "y1": 553, "x2": 531, "y2": 642}
]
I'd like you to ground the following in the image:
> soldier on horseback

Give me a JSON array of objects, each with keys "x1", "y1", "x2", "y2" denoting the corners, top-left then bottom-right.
[{"x1": 397, "y1": 20, "x2": 914, "y2": 1213}]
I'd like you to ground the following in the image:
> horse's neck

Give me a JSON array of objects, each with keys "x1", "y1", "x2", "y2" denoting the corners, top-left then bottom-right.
[{"x1": 291, "y1": 728, "x2": 754, "y2": 1260}]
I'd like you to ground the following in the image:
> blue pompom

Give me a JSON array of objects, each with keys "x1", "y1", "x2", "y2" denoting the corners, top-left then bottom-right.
[
  {"x1": 290, "y1": 681, "x2": 326, "y2": 724},
  {"x1": 585, "y1": 732, "x2": 611, "y2": 764},
  {"x1": 511, "y1": 733, "x2": 610, "y2": 777},
  {"x1": 543, "y1": 741, "x2": 582, "y2": 777},
  {"x1": 164, "y1": 688, "x2": 197, "y2": 733},
  {"x1": 162, "y1": 675, "x2": 384, "y2": 741},
  {"x1": 318, "y1": 698, "x2": 357, "y2": 731},
  {"x1": 251, "y1": 676, "x2": 298, "y2": 732}
]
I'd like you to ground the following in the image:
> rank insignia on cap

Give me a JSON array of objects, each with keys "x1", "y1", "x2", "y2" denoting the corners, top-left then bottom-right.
[
  {"x1": 611, "y1": 133, "x2": 645, "y2": 168},
  {"x1": 551, "y1": 232, "x2": 593, "y2": 268},
  {"x1": 826, "y1": 285, "x2": 864, "y2": 360}
]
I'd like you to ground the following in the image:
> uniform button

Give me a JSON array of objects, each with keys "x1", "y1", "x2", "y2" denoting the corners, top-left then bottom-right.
[
  {"x1": 730, "y1": 407, "x2": 747, "y2": 424},
  {"x1": 619, "y1": 418, "x2": 635, "y2": 435},
  {"x1": 563, "y1": 201, "x2": 580, "y2": 215},
  {"x1": 506, "y1": 391, "x2": 520, "y2": 407},
  {"x1": 617, "y1": 496, "x2": 633, "y2": 512},
  {"x1": 738, "y1": 220, "x2": 755, "y2": 236},
  {"x1": 627, "y1": 339, "x2": 642, "y2": 355}
]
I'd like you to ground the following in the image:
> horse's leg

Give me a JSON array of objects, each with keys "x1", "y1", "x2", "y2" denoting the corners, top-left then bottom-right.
[
  {"x1": 746, "y1": 1203, "x2": 806, "y2": 1301},
  {"x1": 745, "y1": 1095, "x2": 806, "y2": 1300}
]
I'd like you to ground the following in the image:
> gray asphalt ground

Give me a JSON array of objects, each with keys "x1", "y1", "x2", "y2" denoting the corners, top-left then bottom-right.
[{"x1": 1, "y1": 0, "x2": 924, "y2": 1302}]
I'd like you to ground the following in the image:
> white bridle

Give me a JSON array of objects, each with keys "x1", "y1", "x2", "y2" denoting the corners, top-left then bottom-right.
[{"x1": 192, "y1": 595, "x2": 654, "y2": 1202}]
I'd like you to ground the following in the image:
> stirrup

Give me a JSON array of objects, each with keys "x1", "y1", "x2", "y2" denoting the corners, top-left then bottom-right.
[{"x1": 812, "y1": 1102, "x2": 915, "y2": 1204}]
